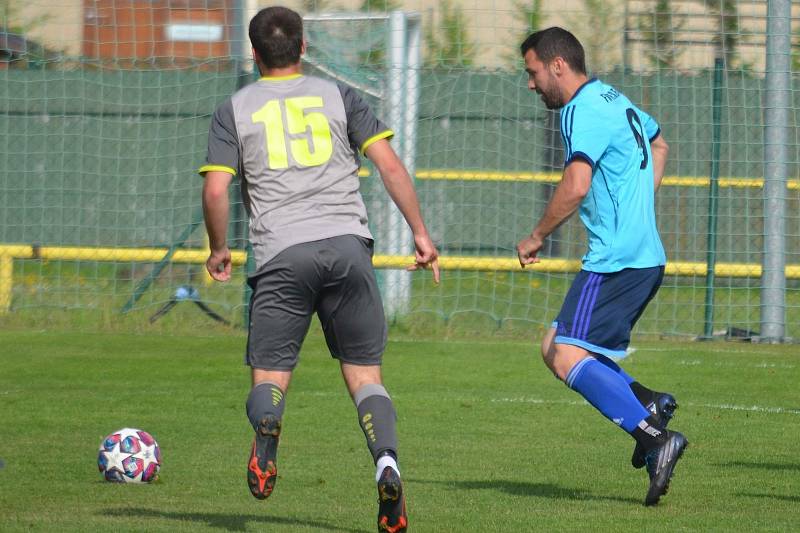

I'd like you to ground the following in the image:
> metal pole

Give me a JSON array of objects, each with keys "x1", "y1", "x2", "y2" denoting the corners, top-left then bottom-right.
[
  {"x1": 702, "y1": 57, "x2": 724, "y2": 339},
  {"x1": 381, "y1": 10, "x2": 411, "y2": 318},
  {"x1": 232, "y1": 0, "x2": 251, "y2": 251},
  {"x1": 761, "y1": 0, "x2": 790, "y2": 342},
  {"x1": 242, "y1": 0, "x2": 258, "y2": 73},
  {"x1": 237, "y1": 0, "x2": 257, "y2": 328},
  {"x1": 403, "y1": 14, "x2": 421, "y2": 172}
]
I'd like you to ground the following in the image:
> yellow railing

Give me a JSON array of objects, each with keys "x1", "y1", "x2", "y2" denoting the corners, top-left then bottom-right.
[
  {"x1": 358, "y1": 168, "x2": 800, "y2": 189},
  {"x1": 2, "y1": 244, "x2": 799, "y2": 314}
]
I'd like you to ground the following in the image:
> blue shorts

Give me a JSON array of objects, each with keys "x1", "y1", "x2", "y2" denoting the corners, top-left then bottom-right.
[{"x1": 553, "y1": 266, "x2": 664, "y2": 358}]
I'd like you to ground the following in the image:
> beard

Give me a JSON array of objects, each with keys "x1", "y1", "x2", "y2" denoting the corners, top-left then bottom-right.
[{"x1": 539, "y1": 86, "x2": 564, "y2": 110}]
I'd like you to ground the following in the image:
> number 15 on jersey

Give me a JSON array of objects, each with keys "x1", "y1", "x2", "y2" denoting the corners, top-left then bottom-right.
[{"x1": 251, "y1": 96, "x2": 334, "y2": 169}]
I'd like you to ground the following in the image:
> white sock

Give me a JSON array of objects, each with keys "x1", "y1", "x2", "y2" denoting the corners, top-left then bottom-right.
[{"x1": 375, "y1": 454, "x2": 400, "y2": 483}]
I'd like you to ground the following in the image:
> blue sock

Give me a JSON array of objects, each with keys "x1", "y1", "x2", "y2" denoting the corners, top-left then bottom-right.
[
  {"x1": 593, "y1": 353, "x2": 635, "y2": 385},
  {"x1": 566, "y1": 357, "x2": 650, "y2": 433}
]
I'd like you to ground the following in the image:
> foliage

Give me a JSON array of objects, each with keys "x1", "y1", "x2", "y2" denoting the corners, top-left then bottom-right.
[
  {"x1": 298, "y1": 0, "x2": 336, "y2": 13},
  {"x1": 505, "y1": 0, "x2": 543, "y2": 69},
  {"x1": 424, "y1": 0, "x2": 476, "y2": 68},
  {"x1": 637, "y1": 0, "x2": 686, "y2": 70},
  {"x1": 696, "y1": 0, "x2": 741, "y2": 68},
  {"x1": 358, "y1": 0, "x2": 401, "y2": 12},
  {"x1": 566, "y1": 0, "x2": 620, "y2": 72},
  {"x1": 356, "y1": 0, "x2": 402, "y2": 68}
]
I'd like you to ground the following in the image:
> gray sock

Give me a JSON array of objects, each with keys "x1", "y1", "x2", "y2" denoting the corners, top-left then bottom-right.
[
  {"x1": 246, "y1": 382, "x2": 286, "y2": 431},
  {"x1": 354, "y1": 384, "x2": 398, "y2": 463}
]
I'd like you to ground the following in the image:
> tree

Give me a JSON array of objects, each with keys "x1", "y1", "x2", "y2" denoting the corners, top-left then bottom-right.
[
  {"x1": 424, "y1": 0, "x2": 476, "y2": 68},
  {"x1": 358, "y1": 0, "x2": 401, "y2": 12},
  {"x1": 299, "y1": 0, "x2": 335, "y2": 13},
  {"x1": 505, "y1": 0, "x2": 543, "y2": 69},
  {"x1": 563, "y1": 0, "x2": 620, "y2": 72},
  {"x1": 794, "y1": 25, "x2": 800, "y2": 72},
  {"x1": 637, "y1": 0, "x2": 686, "y2": 70},
  {"x1": 357, "y1": 0, "x2": 401, "y2": 68},
  {"x1": 696, "y1": 0, "x2": 740, "y2": 67}
]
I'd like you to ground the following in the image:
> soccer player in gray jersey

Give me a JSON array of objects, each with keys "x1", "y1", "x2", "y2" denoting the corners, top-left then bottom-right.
[{"x1": 199, "y1": 7, "x2": 438, "y2": 532}]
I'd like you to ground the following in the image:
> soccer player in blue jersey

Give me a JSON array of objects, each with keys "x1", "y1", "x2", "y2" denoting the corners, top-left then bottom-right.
[{"x1": 516, "y1": 27, "x2": 688, "y2": 506}]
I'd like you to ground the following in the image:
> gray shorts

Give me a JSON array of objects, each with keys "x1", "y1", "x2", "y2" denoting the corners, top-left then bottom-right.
[{"x1": 245, "y1": 235, "x2": 387, "y2": 370}]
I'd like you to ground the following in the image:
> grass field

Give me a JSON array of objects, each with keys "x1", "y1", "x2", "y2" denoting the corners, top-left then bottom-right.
[{"x1": 1, "y1": 328, "x2": 799, "y2": 532}]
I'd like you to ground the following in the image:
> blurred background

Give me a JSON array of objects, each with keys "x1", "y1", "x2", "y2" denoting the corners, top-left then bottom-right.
[{"x1": 1, "y1": 0, "x2": 798, "y2": 343}]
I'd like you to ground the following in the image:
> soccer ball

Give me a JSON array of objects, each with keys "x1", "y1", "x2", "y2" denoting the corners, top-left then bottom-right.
[{"x1": 97, "y1": 428, "x2": 161, "y2": 483}]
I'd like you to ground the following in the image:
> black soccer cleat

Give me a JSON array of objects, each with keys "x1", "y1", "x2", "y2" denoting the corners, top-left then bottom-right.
[
  {"x1": 644, "y1": 430, "x2": 688, "y2": 506},
  {"x1": 377, "y1": 466, "x2": 407, "y2": 533},
  {"x1": 247, "y1": 415, "x2": 281, "y2": 500},
  {"x1": 632, "y1": 392, "x2": 678, "y2": 469}
]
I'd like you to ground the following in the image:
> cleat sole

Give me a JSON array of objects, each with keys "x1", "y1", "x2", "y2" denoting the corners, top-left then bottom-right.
[
  {"x1": 247, "y1": 416, "x2": 281, "y2": 500},
  {"x1": 377, "y1": 467, "x2": 407, "y2": 533}
]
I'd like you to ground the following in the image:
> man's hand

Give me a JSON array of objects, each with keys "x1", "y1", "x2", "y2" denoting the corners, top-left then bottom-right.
[
  {"x1": 407, "y1": 233, "x2": 440, "y2": 283},
  {"x1": 206, "y1": 247, "x2": 232, "y2": 282},
  {"x1": 517, "y1": 233, "x2": 545, "y2": 268}
]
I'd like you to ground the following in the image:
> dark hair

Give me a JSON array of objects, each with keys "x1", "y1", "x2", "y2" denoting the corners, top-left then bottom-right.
[
  {"x1": 519, "y1": 27, "x2": 586, "y2": 75},
  {"x1": 249, "y1": 7, "x2": 303, "y2": 69}
]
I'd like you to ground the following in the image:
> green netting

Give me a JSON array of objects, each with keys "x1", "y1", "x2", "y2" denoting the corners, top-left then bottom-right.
[{"x1": 1, "y1": 1, "x2": 798, "y2": 341}]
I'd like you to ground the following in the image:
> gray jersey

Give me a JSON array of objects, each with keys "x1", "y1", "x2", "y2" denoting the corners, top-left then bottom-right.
[{"x1": 199, "y1": 74, "x2": 393, "y2": 270}]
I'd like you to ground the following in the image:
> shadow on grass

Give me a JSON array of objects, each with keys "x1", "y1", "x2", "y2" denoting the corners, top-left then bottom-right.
[
  {"x1": 411, "y1": 479, "x2": 641, "y2": 505},
  {"x1": 102, "y1": 507, "x2": 365, "y2": 533},
  {"x1": 714, "y1": 461, "x2": 800, "y2": 472}
]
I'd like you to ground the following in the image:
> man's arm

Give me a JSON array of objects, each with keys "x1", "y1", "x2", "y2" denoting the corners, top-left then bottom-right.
[
  {"x1": 365, "y1": 139, "x2": 439, "y2": 283},
  {"x1": 517, "y1": 160, "x2": 592, "y2": 267},
  {"x1": 202, "y1": 170, "x2": 233, "y2": 281},
  {"x1": 650, "y1": 133, "x2": 669, "y2": 192}
]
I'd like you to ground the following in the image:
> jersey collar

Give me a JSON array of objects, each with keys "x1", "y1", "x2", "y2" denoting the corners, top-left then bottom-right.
[
  {"x1": 567, "y1": 77, "x2": 598, "y2": 104},
  {"x1": 259, "y1": 73, "x2": 304, "y2": 81}
]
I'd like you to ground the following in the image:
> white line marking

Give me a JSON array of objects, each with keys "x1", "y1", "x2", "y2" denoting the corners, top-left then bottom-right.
[
  {"x1": 490, "y1": 397, "x2": 800, "y2": 415},
  {"x1": 293, "y1": 392, "x2": 800, "y2": 415},
  {"x1": 675, "y1": 359, "x2": 796, "y2": 369},
  {"x1": 630, "y1": 346, "x2": 799, "y2": 357}
]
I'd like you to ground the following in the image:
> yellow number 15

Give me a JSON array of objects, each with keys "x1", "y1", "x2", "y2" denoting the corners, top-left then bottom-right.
[{"x1": 251, "y1": 96, "x2": 333, "y2": 169}]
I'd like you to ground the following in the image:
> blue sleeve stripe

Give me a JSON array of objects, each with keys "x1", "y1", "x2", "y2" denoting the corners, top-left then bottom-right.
[
  {"x1": 559, "y1": 117, "x2": 568, "y2": 154},
  {"x1": 648, "y1": 127, "x2": 661, "y2": 143},
  {"x1": 560, "y1": 105, "x2": 576, "y2": 162},
  {"x1": 568, "y1": 107, "x2": 576, "y2": 159},
  {"x1": 566, "y1": 151, "x2": 595, "y2": 169}
]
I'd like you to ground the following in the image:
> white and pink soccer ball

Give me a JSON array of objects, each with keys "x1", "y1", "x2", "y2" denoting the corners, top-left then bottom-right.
[{"x1": 97, "y1": 428, "x2": 161, "y2": 483}]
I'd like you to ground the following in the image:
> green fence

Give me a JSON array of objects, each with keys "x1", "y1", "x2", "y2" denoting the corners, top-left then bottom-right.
[{"x1": 1, "y1": 68, "x2": 798, "y2": 338}]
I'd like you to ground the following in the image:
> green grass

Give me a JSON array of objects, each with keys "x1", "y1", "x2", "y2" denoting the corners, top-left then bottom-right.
[{"x1": 1, "y1": 329, "x2": 799, "y2": 531}]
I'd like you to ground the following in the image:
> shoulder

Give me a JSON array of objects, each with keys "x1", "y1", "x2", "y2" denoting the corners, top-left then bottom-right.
[
  {"x1": 335, "y1": 81, "x2": 362, "y2": 104},
  {"x1": 213, "y1": 95, "x2": 234, "y2": 112},
  {"x1": 572, "y1": 82, "x2": 631, "y2": 124},
  {"x1": 302, "y1": 74, "x2": 336, "y2": 90},
  {"x1": 210, "y1": 96, "x2": 235, "y2": 125}
]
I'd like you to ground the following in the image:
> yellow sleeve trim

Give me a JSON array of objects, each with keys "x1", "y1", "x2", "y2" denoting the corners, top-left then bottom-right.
[
  {"x1": 360, "y1": 130, "x2": 394, "y2": 155},
  {"x1": 198, "y1": 164, "x2": 237, "y2": 177}
]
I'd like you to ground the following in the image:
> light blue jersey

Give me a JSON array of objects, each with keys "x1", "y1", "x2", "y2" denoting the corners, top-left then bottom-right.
[{"x1": 560, "y1": 78, "x2": 666, "y2": 272}]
